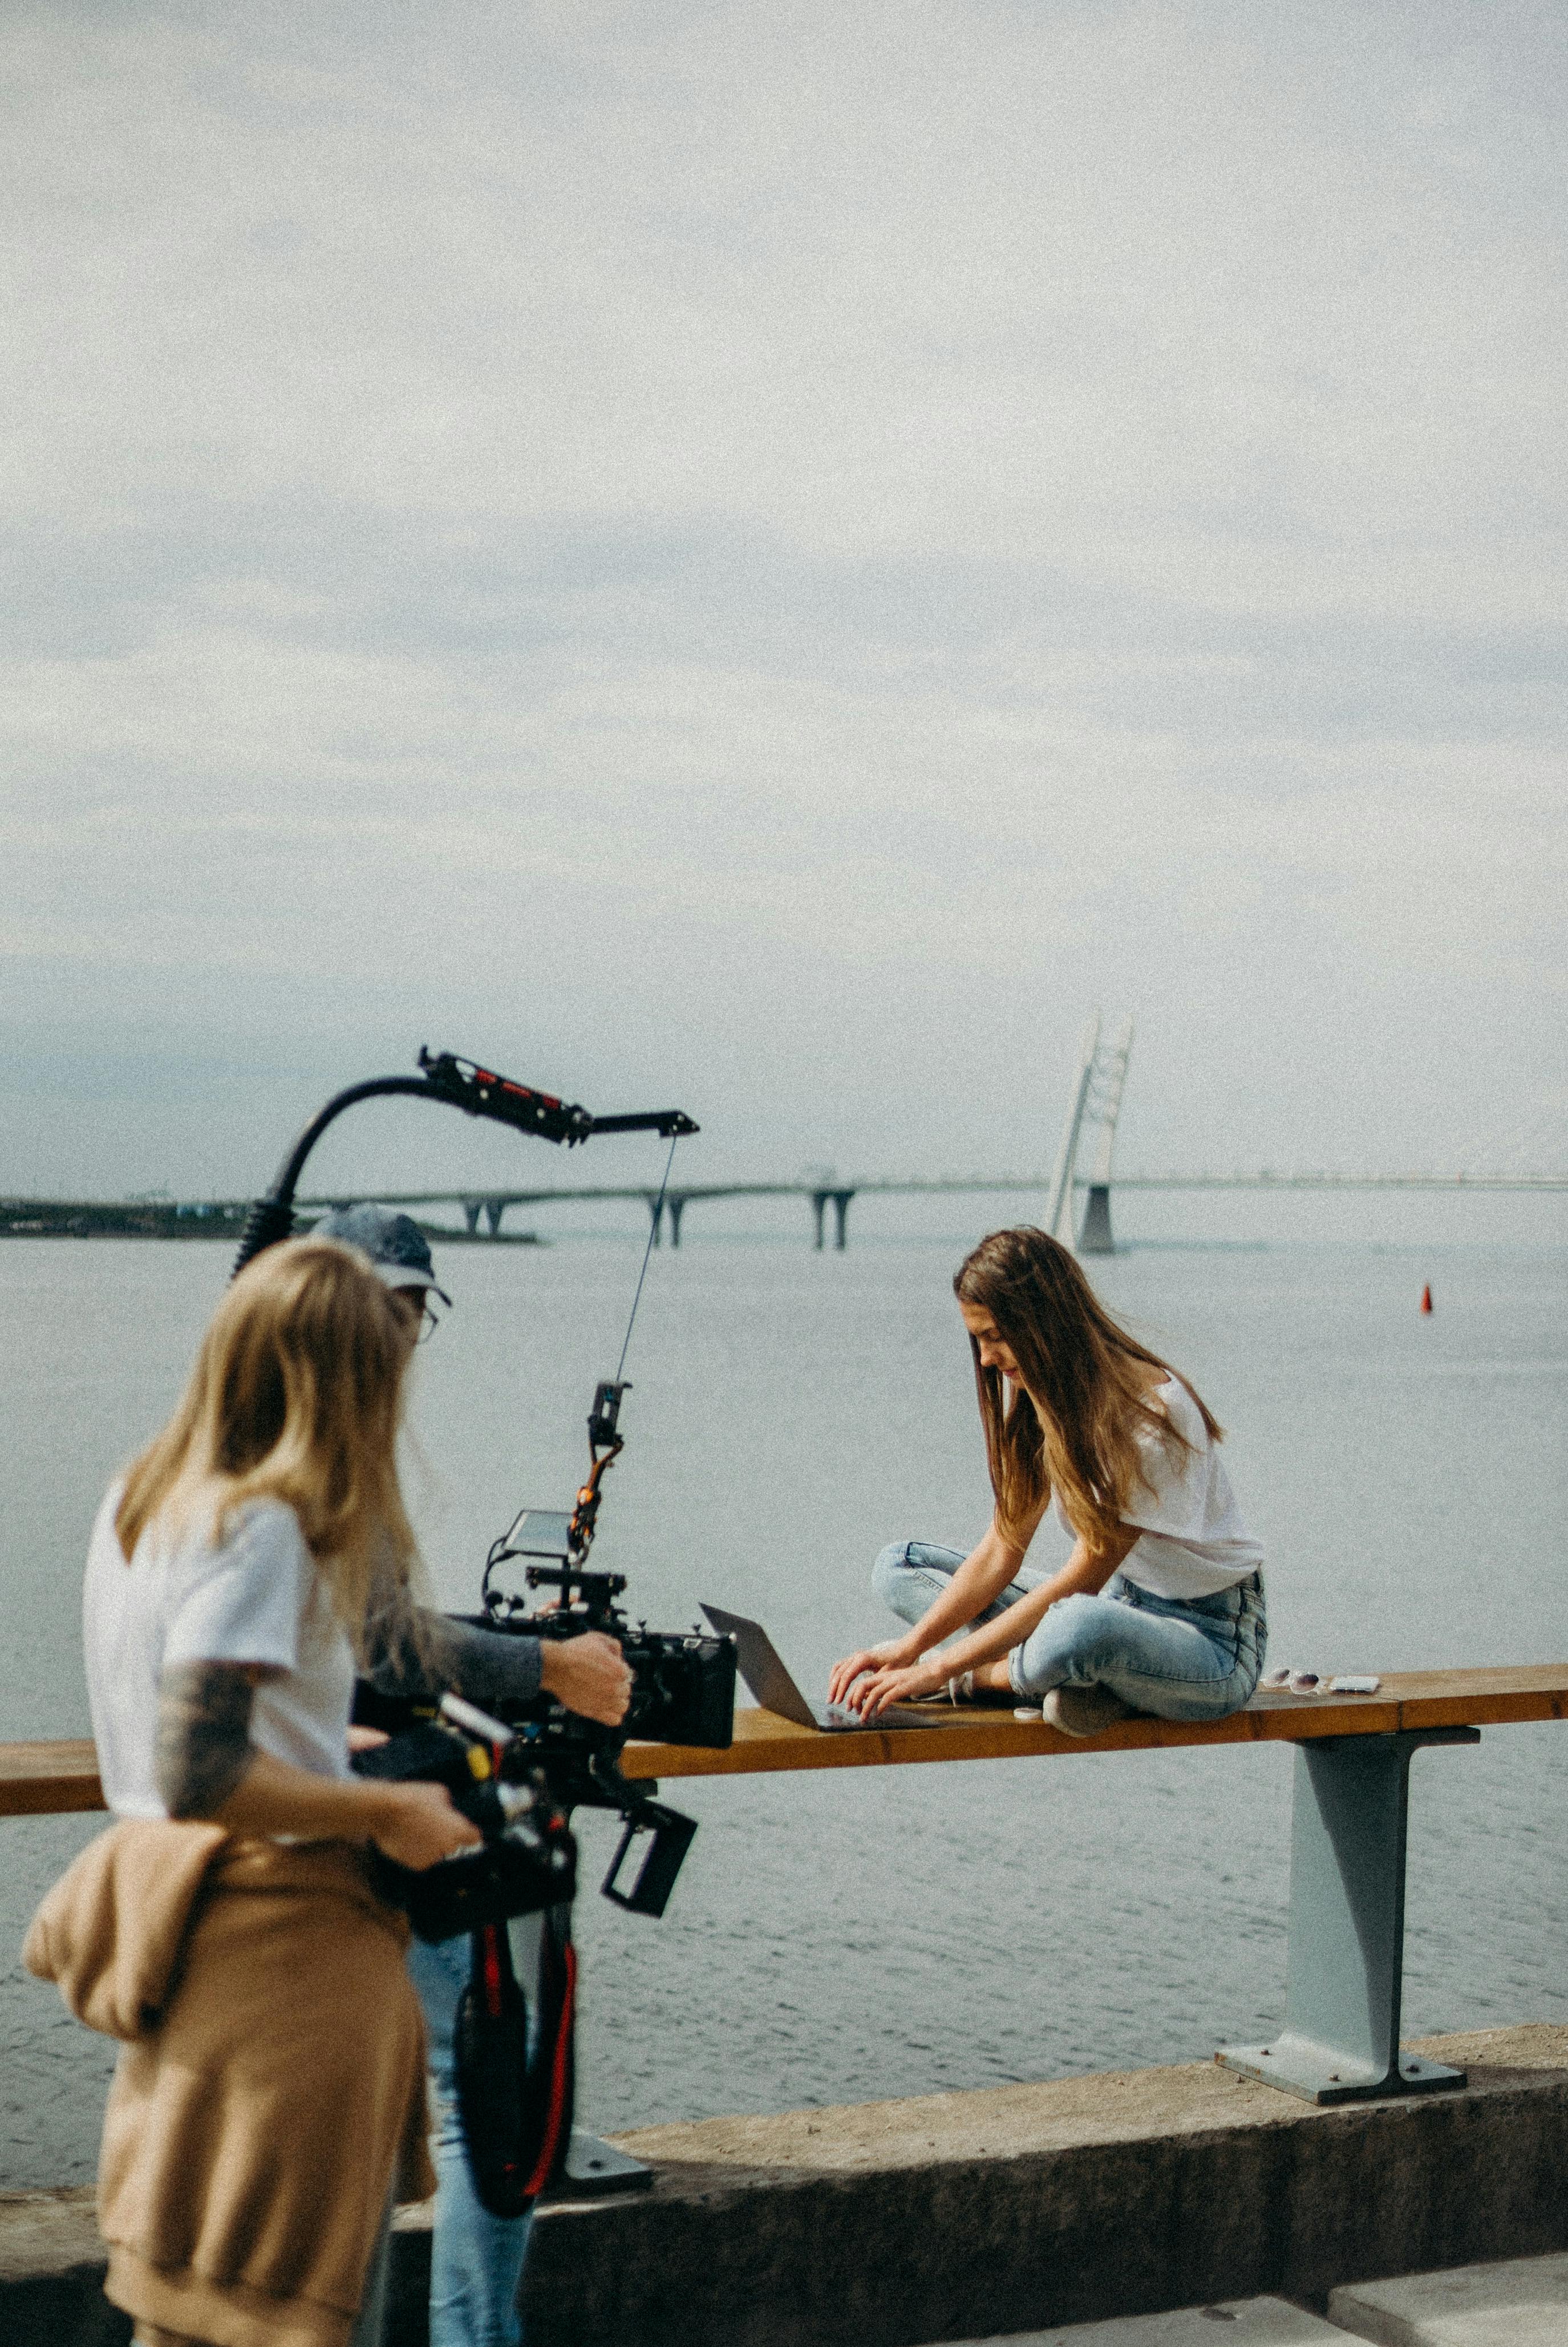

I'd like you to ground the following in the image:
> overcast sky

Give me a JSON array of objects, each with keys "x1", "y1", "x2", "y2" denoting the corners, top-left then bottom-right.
[{"x1": 4, "y1": 0, "x2": 1565, "y2": 1207}]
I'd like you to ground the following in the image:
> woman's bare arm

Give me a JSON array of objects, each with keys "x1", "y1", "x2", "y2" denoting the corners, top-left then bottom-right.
[
  {"x1": 845, "y1": 1522, "x2": 1140, "y2": 1716},
  {"x1": 827, "y1": 1507, "x2": 1044, "y2": 1705},
  {"x1": 214, "y1": 1750, "x2": 481, "y2": 1870},
  {"x1": 930, "y1": 1527, "x2": 1137, "y2": 1677},
  {"x1": 155, "y1": 1661, "x2": 261, "y2": 1818},
  {"x1": 154, "y1": 1660, "x2": 481, "y2": 1870}
]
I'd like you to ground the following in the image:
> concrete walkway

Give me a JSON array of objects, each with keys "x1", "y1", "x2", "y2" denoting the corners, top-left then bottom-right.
[
  {"x1": 921, "y1": 2256, "x2": 1568, "y2": 2345},
  {"x1": 930, "y1": 2301, "x2": 1348, "y2": 2341},
  {"x1": 1330, "y1": 2251, "x2": 1568, "y2": 2342},
  {"x1": 929, "y1": 2262, "x2": 1568, "y2": 2347}
]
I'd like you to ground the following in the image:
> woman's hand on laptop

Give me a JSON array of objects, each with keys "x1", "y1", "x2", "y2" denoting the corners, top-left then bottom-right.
[
  {"x1": 841, "y1": 1654, "x2": 950, "y2": 1717},
  {"x1": 828, "y1": 1637, "x2": 916, "y2": 1708}
]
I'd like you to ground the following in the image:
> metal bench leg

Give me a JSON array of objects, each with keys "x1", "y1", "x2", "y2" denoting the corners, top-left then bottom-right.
[
  {"x1": 1218, "y1": 1726, "x2": 1480, "y2": 2103},
  {"x1": 550, "y1": 2129, "x2": 653, "y2": 2198}
]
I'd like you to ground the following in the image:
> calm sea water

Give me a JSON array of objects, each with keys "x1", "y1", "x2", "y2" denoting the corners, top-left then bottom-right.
[{"x1": 3, "y1": 1228, "x2": 1567, "y2": 2187}]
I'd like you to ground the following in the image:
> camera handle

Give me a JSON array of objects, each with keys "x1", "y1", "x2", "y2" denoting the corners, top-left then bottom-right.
[{"x1": 588, "y1": 1750, "x2": 699, "y2": 1920}]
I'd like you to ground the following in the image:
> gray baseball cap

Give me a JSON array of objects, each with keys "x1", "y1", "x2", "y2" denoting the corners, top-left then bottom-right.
[{"x1": 312, "y1": 1203, "x2": 453, "y2": 1308}]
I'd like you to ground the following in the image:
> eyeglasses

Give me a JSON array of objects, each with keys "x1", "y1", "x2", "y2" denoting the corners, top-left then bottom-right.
[{"x1": 391, "y1": 1291, "x2": 441, "y2": 1345}]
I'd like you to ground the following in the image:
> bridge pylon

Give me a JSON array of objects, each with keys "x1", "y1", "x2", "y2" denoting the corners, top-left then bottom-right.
[
  {"x1": 1044, "y1": 1012, "x2": 1101, "y2": 1243},
  {"x1": 1077, "y1": 1016, "x2": 1134, "y2": 1256},
  {"x1": 809, "y1": 1188, "x2": 854, "y2": 1249},
  {"x1": 1044, "y1": 1013, "x2": 1135, "y2": 1254}
]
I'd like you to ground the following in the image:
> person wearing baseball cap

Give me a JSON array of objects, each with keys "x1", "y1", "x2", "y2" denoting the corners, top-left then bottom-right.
[
  {"x1": 315, "y1": 1202, "x2": 626, "y2": 2347},
  {"x1": 314, "y1": 1203, "x2": 452, "y2": 1308}
]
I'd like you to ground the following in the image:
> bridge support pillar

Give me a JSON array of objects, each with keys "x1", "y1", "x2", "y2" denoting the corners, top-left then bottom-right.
[
  {"x1": 647, "y1": 1195, "x2": 664, "y2": 1247},
  {"x1": 1218, "y1": 1726, "x2": 1479, "y2": 2104},
  {"x1": 484, "y1": 1200, "x2": 505, "y2": 1238},
  {"x1": 1078, "y1": 1183, "x2": 1115, "y2": 1254},
  {"x1": 666, "y1": 1197, "x2": 685, "y2": 1249},
  {"x1": 811, "y1": 1191, "x2": 854, "y2": 1249},
  {"x1": 462, "y1": 1200, "x2": 483, "y2": 1235}
]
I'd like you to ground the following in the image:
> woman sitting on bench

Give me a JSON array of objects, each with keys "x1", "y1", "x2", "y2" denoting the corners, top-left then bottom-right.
[{"x1": 829, "y1": 1226, "x2": 1266, "y2": 1737}]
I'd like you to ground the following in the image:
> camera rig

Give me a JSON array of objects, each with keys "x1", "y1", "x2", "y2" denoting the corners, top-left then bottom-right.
[
  {"x1": 236, "y1": 1047, "x2": 734, "y2": 1922},
  {"x1": 353, "y1": 1689, "x2": 578, "y2": 1942},
  {"x1": 465, "y1": 1373, "x2": 736, "y2": 1917}
]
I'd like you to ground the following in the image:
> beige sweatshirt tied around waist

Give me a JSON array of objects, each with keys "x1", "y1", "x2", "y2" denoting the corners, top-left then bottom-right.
[{"x1": 26, "y1": 1819, "x2": 433, "y2": 2347}]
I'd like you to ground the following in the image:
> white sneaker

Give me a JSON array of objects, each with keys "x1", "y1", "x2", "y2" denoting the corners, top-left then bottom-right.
[{"x1": 1043, "y1": 1685, "x2": 1136, "y2": 1738}]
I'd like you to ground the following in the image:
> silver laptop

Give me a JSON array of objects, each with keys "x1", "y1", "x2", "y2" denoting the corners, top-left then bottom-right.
[{"x1": 700, "y1": 1603, "x2": 935, "y2": 1731}]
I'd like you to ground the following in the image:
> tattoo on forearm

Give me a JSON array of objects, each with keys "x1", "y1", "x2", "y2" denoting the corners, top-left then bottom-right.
[{"x1": 155, "y1": 1663, "x2": 257, "y2": 1819}]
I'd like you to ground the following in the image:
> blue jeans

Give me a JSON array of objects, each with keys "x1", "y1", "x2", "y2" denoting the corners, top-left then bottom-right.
[
  {"x1": 407, "y1": 1928, "x2": 536, "y2": 2347},
  {"x1": 348, "y1": 2195, "x2": 392, "y2": 2347},
  {"x1": 872, "y1": 1540, "x2": 1266, "y2": 1722}
]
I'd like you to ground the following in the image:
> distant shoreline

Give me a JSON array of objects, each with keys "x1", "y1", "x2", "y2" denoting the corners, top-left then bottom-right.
[{"x1": 0, "y1": 1205, "x2": 544, "y2": 1245}]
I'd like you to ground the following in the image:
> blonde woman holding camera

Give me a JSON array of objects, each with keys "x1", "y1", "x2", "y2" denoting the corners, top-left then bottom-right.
[{"x1": 33, "y1": 1239, "x2": 494, "y2": 2347}]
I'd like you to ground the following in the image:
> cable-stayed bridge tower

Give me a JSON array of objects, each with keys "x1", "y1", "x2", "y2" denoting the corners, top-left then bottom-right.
[
  {"x1": 1045, "y1": 1012, "x2": 1135, "y2": 1254},
  {"x1": 1043, "y1": 1012, "x2": 1101, "y2": 1242},
  {"x1": 1077, "y1": 1016, "x2": 1134, "y2": 1254}
]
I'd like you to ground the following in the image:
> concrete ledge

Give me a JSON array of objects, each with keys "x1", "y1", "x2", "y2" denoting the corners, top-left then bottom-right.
[
  {"x1": 0, "y1": 2188, "x2": 434, "y2": 2347},
  {"x1": 7, "y1": 2028, "x2": 1567, "y2": 2347},
  {"x1": 1328, "y1": 2250, "x2": 1568, "y2": 2343},
  {"x1": 518, "y1": 2028, "x2": 1568, "y2": 2347},
  {"x1": 0, "y1": 2190, "x2": 127, "y2": 2347}
]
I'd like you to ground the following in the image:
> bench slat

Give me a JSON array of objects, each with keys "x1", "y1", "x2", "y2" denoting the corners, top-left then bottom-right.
[
  {"x1": 620, "y1": 1664, "x2": 1568, "y2": 1779},
  {"x1": 0, "y1": 1740, "x2": 108, "y2": 1816},
  {"x1": 4, "y1": 1667, "x2": 1566, "y2": 1815}
]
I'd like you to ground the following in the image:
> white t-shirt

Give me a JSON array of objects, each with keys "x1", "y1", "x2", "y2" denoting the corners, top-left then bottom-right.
[
  {"x1": 1054, "y1": 1379, "x2": 1265, "y2": 1600},
  {"x1": 83, "y1": 1481, "x2": 356, "y2": 1819}
]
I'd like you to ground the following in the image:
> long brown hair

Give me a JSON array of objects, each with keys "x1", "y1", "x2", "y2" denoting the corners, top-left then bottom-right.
[
  {"x1": 115, "y1": 1238, "x2": 426, "y2": 1662},
  {"x1": 954, "y1": 1226, "x2": 1221, "y2": 1554}
]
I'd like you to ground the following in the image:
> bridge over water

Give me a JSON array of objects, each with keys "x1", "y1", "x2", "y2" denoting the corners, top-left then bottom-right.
[
  {"x1": 9, "y1": 1014, "x2": 1562, "y2": 1252},
  {"x1": 292, "y1": 1166, "x2": 1568, "y2": 1253},
  {"x1": 295, "y1": 1008, "x2": 1565, "y2": 1252},
  {"x1": 6, "y1": 1165, "x2": 1561, "y2": 1253}
]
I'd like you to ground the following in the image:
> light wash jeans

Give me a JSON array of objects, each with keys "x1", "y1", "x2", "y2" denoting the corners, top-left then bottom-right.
[
  {"x1": 872, "y1": 1540, "x2": 1267, "y2": 1722},
  {"x1": 406, "y1": 1924, "x2": 538, "y2": 2347},
  {"x1": 348, "y1": 2198, "x2": 392, "y2": 2347}
]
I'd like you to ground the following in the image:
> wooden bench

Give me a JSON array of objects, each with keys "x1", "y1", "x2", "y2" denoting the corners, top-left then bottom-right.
[{"x1": 7, "y1": 1664, "x2": 1566, "y2": 2109}]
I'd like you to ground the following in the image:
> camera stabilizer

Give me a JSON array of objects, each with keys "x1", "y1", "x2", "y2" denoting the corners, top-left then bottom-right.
[
  {"x1": 354, "y1": 1689, "x2": 584, "y2": 2212},
  {"x1": 237, "y1": 1047, "x2": 734, "y2": 1922},
  {"x1": 352, "y1": 1690, "x2": 577, "y2": 1940},
  {"x1": 233, "y1": 1047, "x2": 738, "y2": 2207}
]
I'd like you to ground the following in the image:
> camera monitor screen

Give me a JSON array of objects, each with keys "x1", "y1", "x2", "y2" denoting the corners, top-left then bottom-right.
[{"x1": 499, "y1": 1508, "x2": 575, "y2": 1559}]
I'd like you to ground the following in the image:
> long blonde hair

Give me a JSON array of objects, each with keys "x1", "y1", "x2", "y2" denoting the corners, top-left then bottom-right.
[
  {"x1": 115, "y1": 1238, "x2": 425, "y2": 1662},
  {"x1": 953, "y1": 1226, "x2": 1221, "y2": 1555}
]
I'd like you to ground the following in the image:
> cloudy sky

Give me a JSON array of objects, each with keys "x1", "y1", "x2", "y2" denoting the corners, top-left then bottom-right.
[{"x1": 4, "y1": 0, "x2": 1565, "y2": 1207}]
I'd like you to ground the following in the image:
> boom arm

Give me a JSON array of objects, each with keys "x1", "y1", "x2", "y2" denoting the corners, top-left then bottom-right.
[{"x1": 232, "y1": 1048, "x2": 698, "y2": 1273}]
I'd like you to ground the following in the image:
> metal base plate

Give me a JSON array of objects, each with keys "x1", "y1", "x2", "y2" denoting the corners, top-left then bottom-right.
[
  {"x1": 543, "y1": 2129, "x2": 654, "y2": 2199},
  {"x1": 1216, "y1": 2039, "x2": 1468, "y2": 2105}
]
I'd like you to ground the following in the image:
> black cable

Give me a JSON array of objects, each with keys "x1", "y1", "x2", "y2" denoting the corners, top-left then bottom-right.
[{"x1": 613, "y1": 1132, "x2": 680, "y2": 1388}]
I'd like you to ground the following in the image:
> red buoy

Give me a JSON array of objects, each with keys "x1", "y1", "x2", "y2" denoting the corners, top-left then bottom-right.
[{"x1": 1420, "y1": 1284, "x2": 1433, "y2": 1314}]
